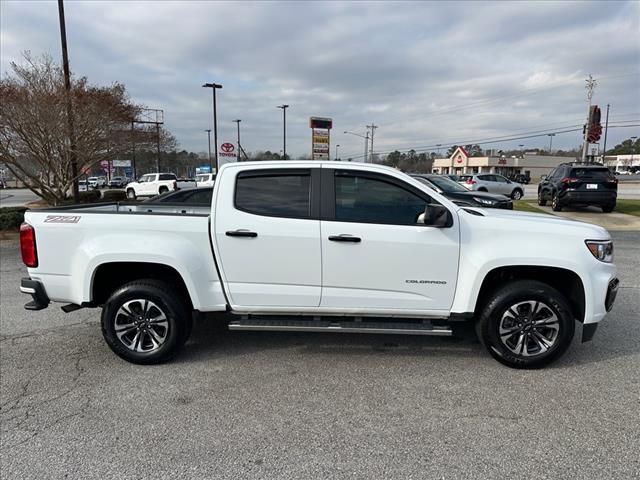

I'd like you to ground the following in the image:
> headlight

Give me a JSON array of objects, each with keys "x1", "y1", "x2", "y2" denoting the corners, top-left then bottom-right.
[
  {"x1": 473, "y1": 197, "x2": 495, "y2": 205},
  {"x1": 585, "y1": 240, "x2": 614, "y2": 263}
]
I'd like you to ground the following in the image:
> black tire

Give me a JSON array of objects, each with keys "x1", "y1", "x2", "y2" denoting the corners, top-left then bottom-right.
[
  {"x1": 511, "y1": 188, "x2": 523, "y2": 200},
  {"x1": 478, "y1": 187, "x2": 488, "y2": 192},
  {"x1": 475, "y1": 280, "x2": 575, "y2": 368},
  {"x1": 537, "y1": 189, "x2": 547, "y2": 206},
  {"x1": 551, "y1": 191, "x2": 562, "y2": 211},
  {"x1": 101, "y1": 280, "x2": 192, "y2": 364},
  {"x1": 602, "y1": 203, "x2": 615, "y2": 213},
  {"x1": 126, "y1": 188, "x2": 136, "y2": 200},
  {"x1": 158, "y1": 187, "x2": 168, "y2": 195}
]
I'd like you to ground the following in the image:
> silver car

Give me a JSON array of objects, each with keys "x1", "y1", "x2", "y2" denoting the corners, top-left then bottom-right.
[{"x1": 459, "y1": 174, "x2": 524, "y2": 200}]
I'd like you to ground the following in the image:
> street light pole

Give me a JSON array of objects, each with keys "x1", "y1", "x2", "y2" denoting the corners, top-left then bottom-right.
[
  {"x1": 205, "y1": 129, "x2": 212, "y2": 168},
  {"x1": 367, "y1": 123, "x2": 378, "y2": 162},
  {"x1": 344, "y1": 130, "x2": 369, "y2": 163},
  {"x1": 335, "y1": 144, "x2": 340, "y2": 161},
  {"x1": 203, "y1": 82, "x2": 222, "y2": 173},
  {"x1": 277, "y1": 105, "x2": 289, "y2": 160},
  {"x1": 232, "y1": 119, "x2": 241, "y2": 162},
  {"x1": 57, "y1": 0, "x2": 79, "y2": 202}
]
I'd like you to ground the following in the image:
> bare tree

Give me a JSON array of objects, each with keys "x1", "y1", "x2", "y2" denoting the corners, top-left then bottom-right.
[{"x1": 0, "y1": 53, "x2": 140, "y2": 204}]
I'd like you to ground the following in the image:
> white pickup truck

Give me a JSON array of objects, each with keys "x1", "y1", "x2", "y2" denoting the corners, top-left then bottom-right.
[
  {"x1": 125, "y1": 173, "x2": 187, "y2": 199},
  {"x1": 19, "y1": 161, "x2": 618, "y2": 368}
]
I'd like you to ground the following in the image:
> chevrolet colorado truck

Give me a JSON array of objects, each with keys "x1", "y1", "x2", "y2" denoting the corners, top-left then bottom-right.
[{"x1": 19, "y1": 161, "x2": 618, "y2": 368}]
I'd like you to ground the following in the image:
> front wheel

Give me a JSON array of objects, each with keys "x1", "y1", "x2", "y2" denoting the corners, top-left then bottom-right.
[
  {"x1": 101, "y1": 280, "x2": 192, "y2": 364},
  {"x1": 551, "y1": 191, "x2": 562, "y2": 211},
  {"x1": 511, "y1": 188, "x2": 523, "y2": 200},
  {"x1": 537, "y1": 189, "x2": 547, "y2": 206},
  {"x1": 476, "y1": 280, "x2": 575, "y2": 368},
  {"x1": 126, "y1": 189, "x2": 136, "y2": 200}
]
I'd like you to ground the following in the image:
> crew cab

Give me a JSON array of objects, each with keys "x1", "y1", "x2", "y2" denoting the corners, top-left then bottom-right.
[
  {"x1": 125, "y1": 173, "x2": 182, "y2": 199},
  {"x1": 19, "y1": 162, "x2": 618, "y2": 368}
]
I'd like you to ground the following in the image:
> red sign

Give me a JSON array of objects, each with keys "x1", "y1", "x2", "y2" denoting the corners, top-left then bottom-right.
[
  {"x1": 498, "y1": 159, "x2": 507, "y2": 165},
  {"x1": 456, "y1": 155, "x2": 463, "y2": 164},
  {"x1": 221, "y1": 143, "x2": 235, "y2": 153}
]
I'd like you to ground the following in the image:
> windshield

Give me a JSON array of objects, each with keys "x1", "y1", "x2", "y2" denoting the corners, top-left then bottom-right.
[{"x1": 427, "y1": 176, "x2": 469, "y2": 192}]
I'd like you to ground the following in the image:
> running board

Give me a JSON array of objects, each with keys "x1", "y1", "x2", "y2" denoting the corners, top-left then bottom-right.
[{"x1": 228, "y1": 318, "x2": 452, "y2": 336}]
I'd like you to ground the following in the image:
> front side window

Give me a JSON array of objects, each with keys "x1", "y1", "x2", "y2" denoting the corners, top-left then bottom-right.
[
  {"x1": 235, "y1": 170, "x2": 311, "y2": 218},
  {"x1": 335, "y1": 173, "x2": 427, "y2": 225}
]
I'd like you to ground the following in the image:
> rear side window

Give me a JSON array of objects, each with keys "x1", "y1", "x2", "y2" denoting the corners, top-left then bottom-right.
[
  {"x1": 569, "y1": 168, "x2": 610, "y2": 179},
  {"x1": 159, "y1": 174, "x2": 176, "y2": 181},
  {"x1": 235, "y1": 170, "x2": 311, "y2": 218}
]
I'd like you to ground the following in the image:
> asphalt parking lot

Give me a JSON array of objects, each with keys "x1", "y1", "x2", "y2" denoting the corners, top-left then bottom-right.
[{"x1": 1, "y1": 232, "x2": 639, "y2": 479}]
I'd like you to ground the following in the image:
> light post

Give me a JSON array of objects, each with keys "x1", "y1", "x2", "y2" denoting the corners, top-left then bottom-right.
[
  {"x1": 547, "y1": 134, "x2": 555, "y2": 154},
  {"x1": 202, "y1": 82, "x2": 222, "y2": 173},
  {"x1": 335, "y1": 144, "x2": 340, "y2": 161},
  {"x1": 344, "y1": 130, "x2": 369, "y2": 163},
  {"x1": 205, "y1": 129, "x2": 212, "y2": 169},
  {"x1": 277, "y1": 105, "x2": 289, "y2": 159},
  {"x1": 630, "y1": 136, "x2": 638, "y2": 173},
  {"x1": 232, "y1": 120, "x2": 241, "y2": 162}
]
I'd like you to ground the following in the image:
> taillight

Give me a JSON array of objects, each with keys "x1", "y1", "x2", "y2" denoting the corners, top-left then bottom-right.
[
  {"x1": 20, "y1": 223, "x2": 38, "y2": 268},
  {"x1": 561, "y1": 177, "x2": 580, "y2": 184},
  {"x1": 467, "y1": 179, "x2": 476, "y2": 185},
  {"x1": 607, "y1": 177, "x2": 618, "y2": 184}
]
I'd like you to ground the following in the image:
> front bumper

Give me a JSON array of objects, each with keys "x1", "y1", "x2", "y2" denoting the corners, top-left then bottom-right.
[{"x1": 20, "y1": 277, "x2": 50, "y2": 311}]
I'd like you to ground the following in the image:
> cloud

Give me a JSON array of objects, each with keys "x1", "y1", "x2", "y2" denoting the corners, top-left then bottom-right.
[{"x1": 1, "y1": 0, "x2": 638, "y2": 158}]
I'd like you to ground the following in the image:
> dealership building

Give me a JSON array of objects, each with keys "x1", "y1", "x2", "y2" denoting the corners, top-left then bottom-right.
[
  {"x1": 604, "y1": 154, "x2": 640, "y2": 172},
  {"x1": 432, "y1": 147, "x2": 574, "y2": 180}
]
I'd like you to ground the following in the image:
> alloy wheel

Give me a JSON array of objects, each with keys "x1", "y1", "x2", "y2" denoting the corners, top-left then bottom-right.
[
  {"x1": 498, "y1": 300, "x2": 560, "y2": 357},
  {"x1": 114, "y1": 299, "x2": 169, "y2": 353}
]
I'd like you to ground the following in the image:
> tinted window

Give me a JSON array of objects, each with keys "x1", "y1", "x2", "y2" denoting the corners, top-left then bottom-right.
[
  {"x1": 428, "y1": 176, "x2": 469, "y2": 192},
  {"x1": 159, "y1": 174, "x2": 176, "y2": 181},
  {"x1": 569, "y1": 167, "x2": 610, "y2": 179},
  {"x1": 235, "y1": 171, "x2": 311, "y2": 218},
  {"x1": 184, "y1": 189, "x2": 213, "y2": 204},
  {"x1": 335, "y1": 173, "x2": 427, "y2": 225}
]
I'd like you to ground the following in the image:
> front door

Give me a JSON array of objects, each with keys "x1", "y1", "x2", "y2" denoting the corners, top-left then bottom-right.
[
  {"x1": 320, "y1": 169, "x2": 459, "y2": 313},
  {"x1": 214, "y1": 167, "x2": 322, "y2": 308}
]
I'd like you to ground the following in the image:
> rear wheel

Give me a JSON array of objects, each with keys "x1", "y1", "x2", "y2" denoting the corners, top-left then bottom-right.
[
  {"x1": 126, "y1": 189, "x2": 136, "y2": 200},
  {"x1": 101, "y1": 280, "x2": 192, "y2": 364},
  {"x1": 478, "y1": 187, "x2": 488, "y2": 192},
  {"x1": 511, "y1": 188, "x2": 523, "y2": 200},
  {"x1": 476, "y1": 280, "x2": 575, "y2": 368},
  {"x1": 537, "y1": 189, "x2": 547, "y2": 206},
  {"x1": 602, "y1": 203, "x2": 615, "y2": 213},
  {"x1": 159, "y1": 186, "x2": 169, "y2": 195},
  {"x1": 551, "y1": 191, "x2": 562, "y2": 211}
]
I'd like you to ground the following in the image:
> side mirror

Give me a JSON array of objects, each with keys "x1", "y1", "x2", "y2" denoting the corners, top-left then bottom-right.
[{"x1": 422, "y1": 204, "x2": 452, "y2": 228}]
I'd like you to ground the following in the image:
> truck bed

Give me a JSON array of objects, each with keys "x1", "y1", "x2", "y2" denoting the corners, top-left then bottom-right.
[{"x1": 33, "y1": 201, "x2": 210, "y2": 216}]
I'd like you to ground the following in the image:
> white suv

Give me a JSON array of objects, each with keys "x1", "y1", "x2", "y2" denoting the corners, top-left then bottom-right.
[
  {"x1": 195, "y1": 173, "x2": 215, "y2": 188},
  {"x1": 459, "y1": 174, "x2": 524, "y2": 200},
  {"x1": 126, "y1": 173, "x2": 178, "y2": 199}
]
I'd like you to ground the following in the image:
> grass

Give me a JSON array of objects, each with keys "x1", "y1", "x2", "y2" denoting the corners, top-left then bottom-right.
[
  {"x1": 614, "y1": 199, "x2": 640, "y2": 217},
  {"x1": 513, "y1": 200, "x2": 551, "y2": 215}
]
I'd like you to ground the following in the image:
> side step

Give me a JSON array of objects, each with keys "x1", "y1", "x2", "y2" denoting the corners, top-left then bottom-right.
[{"x1": 228, "y1": 318, "x2": 452, "y2": 336}]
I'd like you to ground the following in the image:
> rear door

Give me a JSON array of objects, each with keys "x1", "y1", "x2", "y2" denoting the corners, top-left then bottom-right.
[
  {"x1": 213, "y1": 166, "x2": 322, "y2": 308},
  {"x1": 319, "y1": 168, "x2": 459, "y2": 313}
]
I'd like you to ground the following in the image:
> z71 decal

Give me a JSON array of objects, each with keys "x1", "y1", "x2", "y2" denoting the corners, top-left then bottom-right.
[{"x1": 44, "y1": 215, "x2": 81, "y2": 224}]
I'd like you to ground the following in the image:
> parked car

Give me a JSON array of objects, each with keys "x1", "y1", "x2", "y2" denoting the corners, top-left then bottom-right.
[
  {"x1": 108, "y1": 176, "x2": 128, "y2": 188},
  {"x1": 538, "y1": 163, "x2": 618, "y2": 212},
  {"x1": 145, "y1": 187, "x2": 213, "y2": 204},
  {"x1": 445, "y1": 174, "x2": 459, "y2": 182},
  {"x1": 78, "y1": 180, "x2": 89, "y2": 192},
  {"x1": 125, "y1": 173, "x2": 180, "y2": 199},
  {"x1": 509, "y1": 173, "x2": 530, "y2": 185},
  {"x1": 87, "y1": 176, "x2": 107, "y2": 189},
  {"x1": 459, "y1": 174, "x2": 524, "y2": 200},
  {"x1": 411, "y1": 174, "x2": 513, "y2": 209},
  {"x1": 20, "y1": 161, "x2": 618, "y2": 369},
  {"x1": 195, "y1": 173, "x2": 215, "y2": 188}
]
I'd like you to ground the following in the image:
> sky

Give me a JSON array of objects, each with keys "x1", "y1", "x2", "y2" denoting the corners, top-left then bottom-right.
[{"x1": 1, "y1": 0, "x2": 639, "y2": 161}]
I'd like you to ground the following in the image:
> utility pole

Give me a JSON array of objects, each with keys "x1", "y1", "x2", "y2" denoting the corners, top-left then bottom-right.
[
  {"x1": 232, "y1": 119, "x2": 241, "y2": 162},
  {"x1": 155, "y1": 123, "x2": 161, "y2": 171},
  {"x1": 581, "y1": 74, "x2": 597, "y2": 164},
  {"x1": 203, "y1": 82, "x2": 222, "y2": 173},
  {"x1": 205, "y1": 129, "x2": 212, "y2": 168},
  {"x1": 367, "y1": 123, "x2": 378, "y2": 162},
  {"x1": 57, "y1": 0, "x2": 79, "y2": 202},
  {"x1": 131, "y1": 120, "x2": 136, "y2": 180},
  {"x1": 602, "y1": 103, "x2": 610, "y2": 162},
  {"x1": 277, "y1": 105, "x2": 289, "y2": 160}
]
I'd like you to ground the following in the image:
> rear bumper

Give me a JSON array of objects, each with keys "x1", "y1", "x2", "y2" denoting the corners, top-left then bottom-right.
[
  {"x1": 561, "y1": 190, "x2": 617, "y2": 205},
  {"x1": 20, "y1": 277, "x2": 50, "y2": 311}
]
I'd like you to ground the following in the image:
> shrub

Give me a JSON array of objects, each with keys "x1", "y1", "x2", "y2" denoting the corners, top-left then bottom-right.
[
  {"x1": 0, "y1": 207, "x2": 27, "y2": 230},
  {"x1": 100, "y1": 190, "x2": 127, "y2": 202}
]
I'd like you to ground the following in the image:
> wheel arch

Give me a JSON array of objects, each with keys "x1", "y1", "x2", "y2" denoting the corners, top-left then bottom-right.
[{"x1": 474, "y1": 265, "x2": 585, "y2": 323}]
